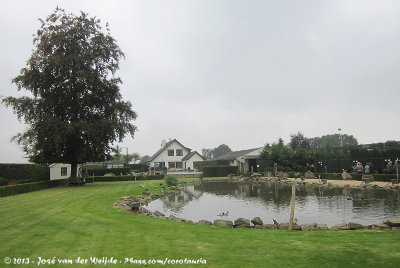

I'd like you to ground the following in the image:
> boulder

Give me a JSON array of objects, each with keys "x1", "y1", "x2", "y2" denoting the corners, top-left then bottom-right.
[
  {"x1": 362, "y1": 175, "x2": 374, "y2": 183},
  {"x1": 128, "y1": 195, "x2": 139, "y2": 201},
  {"x1": 251, "y1": 217, "x2": 264, "y2": 226},
  {"x1": 213, "y1": 219, "x2": 233, "y2": 228},
  {"x1": 348, "y1": 222, "x2": 364, "y2": 230},
  {"x1": 234, "y1": 218, "x2": 250, "y2": 228},
  {"x1": 279, "y1": 222, "x2": 301, "y2": 230},
  {"x1": 261, "y1": 224, "x2": 278, "y2": 229},
  {"x1": 331, "y1": 224, "x2": 349, "y2": 230},
  {"x1": 385, "y1": 218, "x2": 400, "y2": 227},
  {"x1": 153, "y1": 210, "x2": 165, "y2": 217},
  {"x1": 197, "y1": 220, "x2": 212, "y2": 226},
  {"x1": 342, "y1": 171, "x2": 353, "y2": 180},
  {"x1": 301, "y1": 224, "x2": 317, "y2": 231},
  {"x1": 372, "y1": 223, "x2": 391, "y2": 230},
  {"x1": 305, "y1": 171, "x2": 315, "y2": 179},
  {"x1": 168, "y1": 215, "x2": 186, "y2": 222},
  {"x1": 250, "y1": 173, "x2": 262, "y2": 178},
  {"x1": 315, "y1": 224, "x2": 328, "y2": 230},
  {"x1": 391, "y1": 227, "x2": 400, "y2": 232}
]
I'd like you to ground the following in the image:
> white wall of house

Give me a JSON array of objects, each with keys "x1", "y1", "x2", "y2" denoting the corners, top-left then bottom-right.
[
  {"x1": 150, "y1": 140, "x2": 191, "y2": 168},
  {"x1": 186, "y1": 153, "x2": 204, "y2": 170}
]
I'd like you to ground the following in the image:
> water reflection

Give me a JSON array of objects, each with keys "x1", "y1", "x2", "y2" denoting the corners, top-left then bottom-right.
[{"x1": 145, "y1": 181, "x2": 400, "y2": 227}]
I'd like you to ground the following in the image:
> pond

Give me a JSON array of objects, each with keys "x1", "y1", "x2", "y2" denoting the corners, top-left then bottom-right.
[{"x1": 145, "y1": 181, "x2": 400, "y2": 227}]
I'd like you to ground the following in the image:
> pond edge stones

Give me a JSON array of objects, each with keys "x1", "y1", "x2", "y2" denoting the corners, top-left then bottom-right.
[{"x1": 114, "y1": 180, "x2": 400, "y2": 232}]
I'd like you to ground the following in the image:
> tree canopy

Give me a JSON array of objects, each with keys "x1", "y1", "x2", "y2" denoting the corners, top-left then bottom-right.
[
  {"x1": 2, "y1": 8, "x2": 137, "y2": 178},
  {"x1": 309, "y1": 134, "x2": 358, "y2": 149},
  {"x1": 202, "y1": 144, "x2": 232, "y2": 159}
]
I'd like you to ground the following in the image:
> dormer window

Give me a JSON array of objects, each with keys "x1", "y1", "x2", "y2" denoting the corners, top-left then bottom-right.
[
  {"x1": 176, "y1": 149, "x2": 183, "y2": 156},
  {"x1": 168, "y1": 149, "x2": 174, "y2": 156}
]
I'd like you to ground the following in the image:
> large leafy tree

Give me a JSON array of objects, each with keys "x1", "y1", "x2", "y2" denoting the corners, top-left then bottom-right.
[
  {"x1": 201, "y1": 144, "x2": 232, "y2": 159},
  {"x1": 289, "y1": 132, "x2": 311, "y2": 150},
  {"x1": 310, "y1": 134, "x2": 358, "y2": 149},
  {"x1": 2, "y1": 8, "x2": 137, "y2": 178}
]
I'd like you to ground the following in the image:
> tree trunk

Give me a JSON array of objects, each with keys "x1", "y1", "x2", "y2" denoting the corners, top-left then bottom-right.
[{"x1": 71, "y1": 163, "x2": 78, "y2": 178}]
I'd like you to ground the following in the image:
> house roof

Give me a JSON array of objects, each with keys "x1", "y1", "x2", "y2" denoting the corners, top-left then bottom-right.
[
  {"x1": 148, "y1": 139, "x2": 191, "y2": 162},
  {"x1": 238, "y1": 147, "x2": 263, "y2": 159},
  {"x1": 212, "y1": 148, "x2": 261, "y2": 161},
  {"x1": 182, "y1": 151, "x2": 205, "y2": 161}
]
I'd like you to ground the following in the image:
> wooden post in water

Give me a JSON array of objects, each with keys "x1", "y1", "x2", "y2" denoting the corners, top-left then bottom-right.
[{"x1": 289, "y1": 184, "x2": 296, "y2": 230}]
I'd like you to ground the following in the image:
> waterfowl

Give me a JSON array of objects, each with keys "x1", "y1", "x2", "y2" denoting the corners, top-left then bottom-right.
[
  {"x1": 273, "y1": 218, "x2": 280, "y2": 229},
  {"x1": 217, "y1": 211, "x2": 229, "y2": 216}
]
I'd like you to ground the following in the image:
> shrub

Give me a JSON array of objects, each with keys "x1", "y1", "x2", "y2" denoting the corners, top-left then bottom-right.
[
  {"x1": 0, "y1": 176, "x2": 7, "y2": 186},
  {"x1": 104, "y1": 173, "x2": 115, "y2": 177},
  {"x1": 164, "y1": 175, "x2": 178, "y2": 186}
]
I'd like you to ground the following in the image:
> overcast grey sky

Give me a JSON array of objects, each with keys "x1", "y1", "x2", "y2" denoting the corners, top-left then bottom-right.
[{"x1": 1, "y1": 0, "x2": 399, "y2": 163}]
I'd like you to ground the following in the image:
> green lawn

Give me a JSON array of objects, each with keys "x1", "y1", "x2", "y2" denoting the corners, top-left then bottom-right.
[{"x1": 1, "y1": 178, "x2": 399, "y2": 267}]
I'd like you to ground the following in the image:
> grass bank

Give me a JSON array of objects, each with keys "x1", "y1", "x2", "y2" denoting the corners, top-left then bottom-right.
[{"x1": 0, "y1": 178, "x2": 399, "y2": 267}]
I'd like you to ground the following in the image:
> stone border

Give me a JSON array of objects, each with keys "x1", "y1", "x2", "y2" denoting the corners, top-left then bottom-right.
[{"x1": 114, "y1": 178, "x2": 400, "y2": 232}]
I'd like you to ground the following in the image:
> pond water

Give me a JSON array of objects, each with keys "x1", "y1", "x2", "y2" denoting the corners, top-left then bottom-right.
[{"x1": 145, "y1": 181, "x2": 400, "y2": 227}]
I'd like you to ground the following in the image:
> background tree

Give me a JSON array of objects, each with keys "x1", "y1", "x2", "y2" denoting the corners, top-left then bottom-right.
[
  {"x1": 139, "y1": 155, "x2": 151, "y2": 164},
  {"x1": 129, "y1": 152, "x2": 141, "y2": 164},
  {"x1": 310, "y1": 134, "x2": 358, "y2": 149},
  {"x1": 111, "y1": 145, "x2": 123, "y2": 162},
  {"x1": 2, "y1": 8, "x2": 137, "y2": 179},
  {"x1": 261, "y1": 138, "x2": 292, "y2": 168},
  {"x1": 201, "y1": 148, "x2": 213, "y2": 160},
  {"x1": 212, "y1": 144, "x2": 232, "y2": 158},
  {"x1": 289, "y1": 132, "x2": 311, "y2": 150},
  {"x1": 202, "y1": 144, "x2": 232, "y2": 159}
]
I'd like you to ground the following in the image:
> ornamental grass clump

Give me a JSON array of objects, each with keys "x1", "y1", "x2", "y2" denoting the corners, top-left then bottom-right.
[{"x1": 164, "y1": 175, "x2": 178, "y2": 186}]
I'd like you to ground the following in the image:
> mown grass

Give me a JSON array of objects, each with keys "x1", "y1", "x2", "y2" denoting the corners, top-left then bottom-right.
[{"x1": 0, "y1": 178, "x2": 399, "y2": 267}]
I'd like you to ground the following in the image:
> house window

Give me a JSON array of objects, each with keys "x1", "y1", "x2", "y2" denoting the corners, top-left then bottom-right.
[
  {"x1": 168, "y1": 150, "x2": 174, "y2": 156},
  {"x1": 176, "y1": 162, "x2": 183, "y2": 169},
  {"x1": 61, "y1": 167, "x2": 67, "y2": 176},
  {"x1": 168, "y1": 162, "x2": 176, "y2": 168},
  {"x1": 176, "y1": 149, "x2": 183, "y2": 156}
]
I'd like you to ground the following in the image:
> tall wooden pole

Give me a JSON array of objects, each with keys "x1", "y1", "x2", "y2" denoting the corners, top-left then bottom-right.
[{"x1": 289, "y1": 184, "x2": 296, "y2": 230}]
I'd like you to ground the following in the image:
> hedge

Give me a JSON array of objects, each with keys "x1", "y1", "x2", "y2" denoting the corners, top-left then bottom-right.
[
  {"x1": 126, "y1": 164, "x2": 148, "y2": 172},
  {"x1": 194, "y1": 160, "x2": 230, "y2": 171},
  {"x1": 314, "y1": 173, "x2": 398, "y2": 182},
  {"x1": 0, "y1": 164, "x2": 50, "y2": 183},
  {"x1": 203, "y1": 166, "x2": 238, "y2": 177},
  {"x1": 87, "y1": 174, "x2": 164, "y2": 182},
  {"x1": 87, "y1": 168, "x2": 131, "y2": 176},
  {"x1": 0, "y1": 179, "x2": 68, "y2": 197}
]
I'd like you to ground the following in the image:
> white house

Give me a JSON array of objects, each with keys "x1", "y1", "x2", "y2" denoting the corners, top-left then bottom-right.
[
  {"x1": 148, "y1": 139, "x2": 204, "y2": 171},
  {"x1": 49, "y1": 163, "x2": 80, "y2": 180}
]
